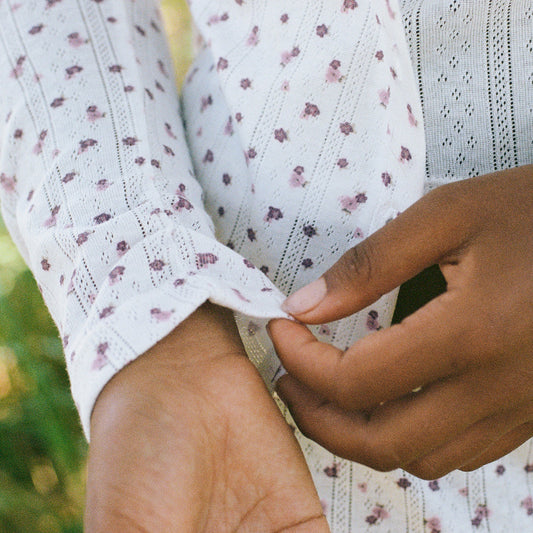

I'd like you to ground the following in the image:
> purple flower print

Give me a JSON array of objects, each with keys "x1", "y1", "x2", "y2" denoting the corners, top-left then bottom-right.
[
  {"x1": 41, "y1": 258, "x2": 51, "y2": 271},
  {"x1": 365, "y1": 515, "x2": 378, "y2": 525},
  {"x1": 201, "y1": 95, "x2": 212, "y2": 112},
  {"x1": 235, "y1": 112, "x2": 243, "y2": 122},
  {"x1": 0, "y1": 173, "x2": 16, "y2": 193},
  {"x1": 375, "y1": 50, "x2": 384, "y2": 61},
  {"x1": 495, "y1": 464, "x2": 505, "y2": 475},
  {"x1": 264, "y1": 206, "x2": 283, "y2": 222},
  {"x1": 62, "y1": 171, "x2": 76, "y2": 183},
  {"x1": 151, "y1": 308, "x2": 174, "y2": 322},
  {"x1": 390, "y1": 66, "x2": 398, "y2": 79},
  {"x1": 365, "y1": 505, "x2": 389, "y2": 525},
  {"x1": 94, "y1": 212, "x2": 112, "y2": 224},
  {"x1": 99, "y1": 306, "x2": 115, "y2": 319},
  {"x1": 303, "y1": 225, "x2": 317, "y2": 237},
  {"x1": 318, "y1": 325, "x2": 331, "y2": 336},
  {"x1": 289, "y1": 166, "x2": 307, "y2": 187},
  {"x1": 116, "y1": 240, "x2": 130, "y2": 256},
  {"x1": 68, "y1": 32, "x2": 87, "y2": 47},
  {"x1": 218, "y1": 206, "x2": 224, "y2": 216},
  {"x1": 196, "y1": 253, "x2": 218, "y2": 268},
  {"x1": 135, "y1": 24, "x2": 146, "y2": 36},
  {"x1": 155, "y1": 80, "x2": 165, "y2": 92},
  {"x1": 108, "y1": 266, "x2": 125, "y2": 285},
  {"x1": 50, "y1": 96, "x2": 65, "y2": 108},
  {"x1": 224, "y1": 116, "x2": 233, "y2": 136},
  {"x1": 165, "y1": 122, "x2": 177, "y2": 139},
  {"x1": 173, "y1": 278, "x2": 185, "y2": 287},
  {"x1": 382, "y1": 172, "x2": 392, "y2": 187},
  {"x1": 425, "y1": 516, "x2": 442, "y2": 533},
  {"x1": 87, "y1": 105, "x2": 104, "y2": 121},
  {"x1": 135, "y1": 156, "x2": 145, "y2": 166},
  {"x1": 222, "y1": 173, "x2": 231, "y2": 185},
  {"x1": 243, "y1": 259, "x2": 255, "y2": 269},
  {"x1": 525, "y1": 463, "x2": 533, "y2": 473},
  {"x1": 33, "y1": 129, "x2": 48, "y2": 154},
  {"x1": 326, "y1": 60, "x2": 342, "y2": 83},
  {"x1": 246, "y1": 147, "x2": 257, "y2": 161},
  {"x1": 79, "y1": 138, "x2": 98, "y2": 153},
  {"x1": 323, "y1": 463, "x2": 339, "y2": 477},
  {"x1": 302, "y1": 258, "x2": 313, "y2": 268},
  {"x1": 149, "y1": 259, "x2": 166, "y2": 271},
  {"x1": 339, "y1": 193, "x2": 367, "y2": 213},
  {"x1": 379, "y1": 87, "x2": 390, "y2": 107},
  {"x1": 400, "y1": 146, "x2": 412, "y2": 162},
  {"x1": 316, "y1": 24, "x2": 328, "y2": 37},
  {"x1": 340, "y1": 122, "x2": 354, "y2": 135},
  {"x1": 366, "y1": 310, "x2": 382, "y2": 331},
  {"x1": 260, "y1": 265, "x2": 269, "y2": 275},
  {"x1": 43, "y1": 205, "x2": 60, "y2": 228},
  {"x1": 274, "y1": 128, "x2": 288, "y2": 142},
  {"x1": 280, "y1": 13, "x2": 289, "y2": 23},
  {"x1": 397, "y1": 477, "x2": 411, "y2": 489},
  {"x1": 76, "y1": 232, "x2": 90, "y2": 246},
  {"x1": 92, "y1": 343, "x2": 109, "y2": 371},
  {"x1": 428, "y1": 479, "x2": 440, "y2": 491},
  {"x1": 10, "y1": 56, "x2": 25, "y2": 78},
  {"x1": 302, "y1": 102, "x2": 320, "y2": 118},
  {"x1": 13, "y1": 129, "x2": 23, "y2": 139},
  {"x1": 337, "y1": 158, "x2": 349, "y2": 168},
  {"x1": 341, "y1": 0, "x2": 358, "y2": 12},
  {"x1": 203, "y1": 149, "x2": 214, "y2": 163},
  {"x1": 151, "y1": 159, "x2": 161, "y2": 169},
  {"x1": 122, "y1": 136, "x2": 138, "y2": 146},
  {"x1": 407, "y1": 103, "x2": 418, "y2": 126},
  {"x1": 521, "y1": 496, "x2": 533, "y2": 515},
  {"x1": 247, "y1": 228, "x2": 256, "y2": 241},
  {"x1": 247, "y1": 25, "x2": 259, "y2": 46},
  {"x1": 108, "y1": 64, "x2": 124, "y2": 73},
  {"x1": 65, "y1": 65, "x2": 83, "y2": 79},
  {"x1": 217, "y1": 57, "x2": 228, "y2": 71},
  {"x1": 124, "y1": 85, "x2": 134, "y2": 93},
  {"x1": 164, "y1": 145, "x2": 175, "y2": 156},
  {"x1": 471, "y1": 505, "x2": 490, "y2": 527},
  {"x1": 145, "y1": 88, "x2": 154, "y2": 100},
  {"x1": 232, "y1": 288, "x2": 251, "y2": 303},
  {"x1": 29, "y1": 24, "x2": 44, "y2": 35},
  {"x1": 240, "y1": 78, "x2": 252, "y2": 89}
]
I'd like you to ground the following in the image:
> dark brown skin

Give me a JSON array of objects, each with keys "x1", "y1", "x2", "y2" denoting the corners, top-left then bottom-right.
[
  {"x1": 85, "y1": 302, "x2": 329, "y2": 533},
  {"x1": 269, "y1": 166, "x2": 533, "y2": 480}
]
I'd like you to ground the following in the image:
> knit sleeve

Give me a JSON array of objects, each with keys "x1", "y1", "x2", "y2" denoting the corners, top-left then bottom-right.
[{"x1": 0, "y1": 0, "x2": 288, "y2": 438}]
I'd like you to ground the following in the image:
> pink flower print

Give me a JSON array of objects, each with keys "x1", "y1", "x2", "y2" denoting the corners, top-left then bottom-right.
[
  {"x1": 318, "y1": 325, "x2": 331, "y2": 336},
  {"x1": 108, "y1": 64, "x2": 123, "y2": 73},
  {"x1": 323, "y1": 463, "x2": 339, "y2": 477},
  {"x1": 124, "y1": 85, "x2": 134, "y2": 93},
  {"x1": 471, "y1": 505, "x2": 490, "y2": 527},
  {"x1": 400, "y1": 146, "x2": 412, "y2": 162},
  {"x1": 13, "y1": 129, "x2": 23, "y2": 139},
  {"x1": 203, "y1": 149, "x2": 214, "y2": 163},
  {"x1": 397, "y1": 477, "x2": 411, "y2": 489},
  {"x1": 235, "y1": 112, "x2": 243, "y2": 122},
  {"x1": 428, "y1": 479, "x2": 440, "y2": 491},
  {"x1": 281, "y1": 50, "x2": 293, "y2": 66},
  {"x1": 459, "y1": 487, "x2": 468, "y2": 496},
  {"x1": 164, "y1": 145, "x2": 175, "y2": 156},
  {"x1": 521, "y1": 496, "x2": 533, "y2": 515},
  {"x1": 407, "y1": 103, "x2": 418, "y2": 126},
  {"x1": 10, "y1": 56, "x2": 25, "y2": 78},
  {"x1": 79, "y1": 138, "x2": 98, "y2": 153},
  {"x1": 274, "y1": 128, "x2": 288, "y2": 142},
  {"x1": 33, "y1": 129, "x2": 48, "y2": 154},
  {"x1": 382, "y1": 172, "x2": 392, "y2": 186},
  {"x1": 29, "y1": 24, "x2": 44, "y2": 35},
  {"x1": 246, "y1": 25, "x2": 259, "y2": 46},
  {"x1": 340, "y1": 122, "x2": 354, "y2": 135},
  {"x1": 302, "y1": 102, "x2": 320, "y2": 118},
  {"x1": 222, "y1": 173, "x2": 231, "y2": 185},
  {"x1": 302, "y1": 258, "x2": 313, "y2": 268},
  {"x1": 247, "y1": 228, "x2": 256, "y2": 241},
  {"x1": 151, "y1": 308, "x2": 174, "y2": 322},
  {"x1": 289, "y1": 166, "x2": 307, "y2": 187},
  {"x1": 341, "y1": 0, "x2": 358, "y2": 12},
  {"x1": 339, "y1": 193, "x2": 367, "y2": 213},
  {"x1": 43, "y1": 205, "x2": 60, "y2": 228},
  {"x1": 99, "y1": 306, "x2": 115, "y2": 319},
  {"x1": 243, "y1": 259, "x2": 255, "y2": 269},
  {"x1": 378, "y1": 87, "x2": 391, "y2": 107},
  {"x1": 94, "y1": 212, "x2": 112, "y2": 224},
  {"x1": 68, "y1": 32, "x2": 87, "y2": 47},
  {"x1": 174, "y1": 192, "x2": 193, "y2": 211},
  {"x1": 425, "y1": 516, "x2": 441, "y2": 532},
  {"x1": 232, "y1": 288, "x2": 251, "y2": 303},
  {"x1": 41, "y1": 258, "x2": 51, "y2": 271},
  {"x1": 326, "y1": 60, "x2": 342, "y2": 83},
  {"x1": 281, "y1": 80, "x2": 290, "y2": 91},
  {"x1": 65, "y1": 65, "x2": 83, "y2": 79},
  {"x1": 92, "y1": 343, "x2": 109, "y2": 371},
  {"x1": 357, "y1": 482, "x2": 367, "y2": 492},
  {"x1": 0, "y1": 173, "x2": 16, "y2": 193},
  {"x1": 368, "y1": 505, "x2": 389, "y2": 523},
  {"x1": 280, "y1": 13, "x2": 289, "y2": 23},
  {"x1": 240, "y1": 78, "x2": 252, "y2": 89},
  {"x1": 337, "y1": 158, "x2": 348, "y2": 168},
  {"x1": 50, "y1": 96, "x2": 65, "y2": 108},
  {"x1": 316, "y1": 24, "x2": 328, "y2": 37},
  {"x1": 196, "y1": 253, "x2": 218, "y2": 268},
  {"x1": 116, "y1": 240, "x2": 130, "y2": 256},
  {"x1": 108, "y1": 265, "x2": 125, "y2": 285},
  {"x1": 366, "y1": 310, "x2": 382, "y2": 331},
  {"x1": 165, "y1": 122, "x2": 177, "y2": 139},
  {"x1": 86, "y1": 105, "x2": 104, "y2": 121},
  {"x1": 217, "y1": 57, "x2": 228, "y2": 71},
  {"x1": 264, "y1": 206, "x2": 283, "y2": 222},
  {"x1": 385, "y1": 0, "x2": 396, "y2": 19},
  {"x1": 495, "y1": 464, "x2": 505, "y2": 475},
  {"x1": 375, "y1": 50, "x2": 384, "y2": 61},
  {"x1": 150, "y1": 259, "x2": 165, "y2": 271},
  {"x1": 96, "y1": 178, "x2": 111, "y2": 191},
  {"x1": 62, "y1": 171, "x2": 76, "y2": 183},
  {"x1": 224, "y1": 116, "x2": 233, "y2": 135}
]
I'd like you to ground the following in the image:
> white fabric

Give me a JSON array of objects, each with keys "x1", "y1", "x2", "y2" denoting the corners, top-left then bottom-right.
[{"x1": 1, "y1": 0, "x2": 533, "y2": 531}]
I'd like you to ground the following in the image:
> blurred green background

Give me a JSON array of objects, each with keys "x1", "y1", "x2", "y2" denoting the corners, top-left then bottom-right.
[{"x1": 0, "y1": 2, "x2": 191, "y2": 531}]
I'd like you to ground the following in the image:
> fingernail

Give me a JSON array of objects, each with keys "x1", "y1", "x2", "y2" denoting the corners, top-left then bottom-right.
[{"x1": 282, "y1": 277, "x2": 327, "y2": 315}]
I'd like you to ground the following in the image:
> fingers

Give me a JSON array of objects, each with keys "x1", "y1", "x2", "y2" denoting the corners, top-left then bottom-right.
[
  {"x1": 282, "y1": 183, "x2": 475, "y2": 324},
  {"x1": 270, "y1": 293, "x2": 476, "y2": 411}
]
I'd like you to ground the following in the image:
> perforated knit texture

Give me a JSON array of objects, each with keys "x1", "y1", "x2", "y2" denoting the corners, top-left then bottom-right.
[{"x1": 1, "y1": 1, "x2": 533, "y2": 531}]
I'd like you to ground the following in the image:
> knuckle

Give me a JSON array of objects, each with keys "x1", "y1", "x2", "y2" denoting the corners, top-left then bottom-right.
[{"x1": 333, "y1": 240, "x2": 377, "y2": 288}]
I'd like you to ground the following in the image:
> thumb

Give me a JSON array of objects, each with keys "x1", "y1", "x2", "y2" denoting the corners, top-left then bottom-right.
[{"x1": 282, "y1": 183, "x2": 474, "y2": 324}]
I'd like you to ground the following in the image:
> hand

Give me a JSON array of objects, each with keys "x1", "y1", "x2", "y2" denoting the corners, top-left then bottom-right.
[
  {"x1": 85, "y1": 303, "x2": 329, "y2": 532},
  {"x1": 268, "y1": 166, "x2": 533, "y2": 480}
]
